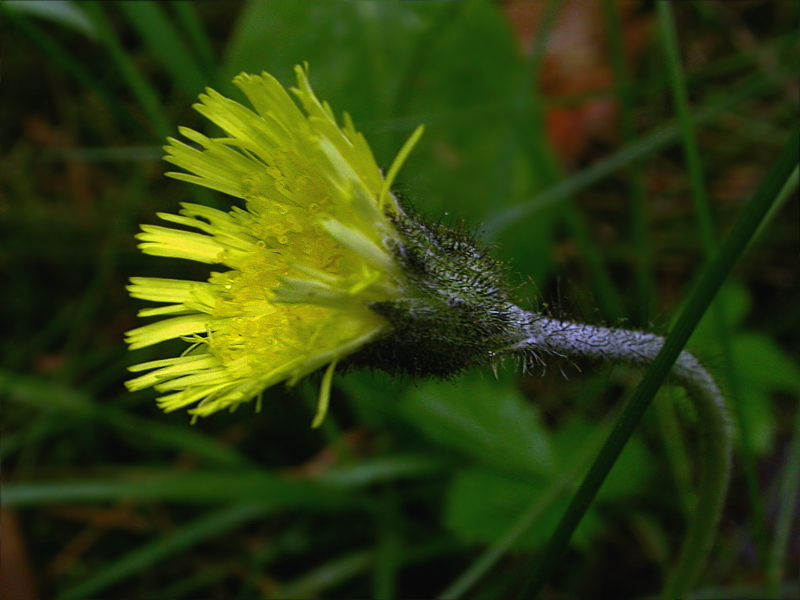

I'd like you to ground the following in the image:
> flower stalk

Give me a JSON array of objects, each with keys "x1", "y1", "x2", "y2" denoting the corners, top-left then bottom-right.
[{"x1": 512, "y1": 315, "x2": 731, "y2": 600}]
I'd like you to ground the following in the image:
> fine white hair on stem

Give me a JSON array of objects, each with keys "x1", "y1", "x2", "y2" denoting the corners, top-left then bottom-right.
[{"x1": 510, "y1": 311, "x2": 732, "y2": 600}]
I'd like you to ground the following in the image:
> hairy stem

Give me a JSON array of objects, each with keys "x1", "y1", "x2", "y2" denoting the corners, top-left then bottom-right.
[{"x1": 514, "y1": 312, "x2": 733, "y2": 599}]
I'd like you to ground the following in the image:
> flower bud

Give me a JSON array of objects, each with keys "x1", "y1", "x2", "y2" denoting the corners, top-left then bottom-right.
[{"x1": 350, "y1": 203, "x2": 528, "y2": 378}]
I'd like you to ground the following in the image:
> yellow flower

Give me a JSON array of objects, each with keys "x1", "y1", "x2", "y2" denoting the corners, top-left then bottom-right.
[{"x1": 126, "y1": 65, "x2": 423, "y2": 425}]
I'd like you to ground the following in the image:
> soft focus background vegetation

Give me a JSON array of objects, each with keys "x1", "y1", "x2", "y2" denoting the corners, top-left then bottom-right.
[{"x1": 2, "y1": 1, "x2": 798, "y2": 599}]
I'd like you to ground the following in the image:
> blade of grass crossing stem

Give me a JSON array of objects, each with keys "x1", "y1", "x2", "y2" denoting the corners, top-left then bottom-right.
[
  {"x1": 519, "y1": 129, "x2": 799, "y2": 600},
  {"x1": 54, "y1": 504, "x2": 269, "y2": 600},
  {"x1": 658, "y1": 0, "x2": 768, "y2": 564}
]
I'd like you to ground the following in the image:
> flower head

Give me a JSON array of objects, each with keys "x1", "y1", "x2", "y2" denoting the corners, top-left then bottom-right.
[
  {"x1": 127, "y1": 65, "x2": 526, "y2": 425},
  {"x1": 126, "y1": 65, "x2": 423, "y2": 424}
]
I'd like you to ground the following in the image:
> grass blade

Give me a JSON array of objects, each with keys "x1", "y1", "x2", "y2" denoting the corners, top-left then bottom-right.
[
  {"x1": 118, "y1": 1, "x2": 209, "y2": 98},
  {"x1": 54, "y1": 503, "x2": 269, "y2": 600}
]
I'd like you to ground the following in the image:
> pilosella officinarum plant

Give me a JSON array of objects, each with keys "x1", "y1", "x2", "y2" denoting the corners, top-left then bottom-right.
[{"x1": 126, "y1": 65, "x2": 732, "y2": 599}]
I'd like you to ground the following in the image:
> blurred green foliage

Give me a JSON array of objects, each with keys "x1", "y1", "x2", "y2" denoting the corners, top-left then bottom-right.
[{"x1": 2, "y1": 1, "x2": 798, "y2": 599}]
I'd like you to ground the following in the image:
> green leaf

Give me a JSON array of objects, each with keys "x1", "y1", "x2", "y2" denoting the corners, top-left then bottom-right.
[
  {"x1": 735, "y1": 387, "x2": 779, "y2": 455},
  {"x1": 692, "y1": 283, "x2": 752, "y2": 337},
  {"x1": 732, "y1": 333, "x2": 800, "y2": 393},
  {"x1": 728, "y1": 333, "x2": 799, "y2": 453},
  {"x1": 400, "y1": 375, "x2": 555, "y2": 478},
  {"x1": 220, "y1": 0, "x2": 436, "y2": 138},
  {"x1": 444, "y1": 468, "x2": 602, "y2": 551}
]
